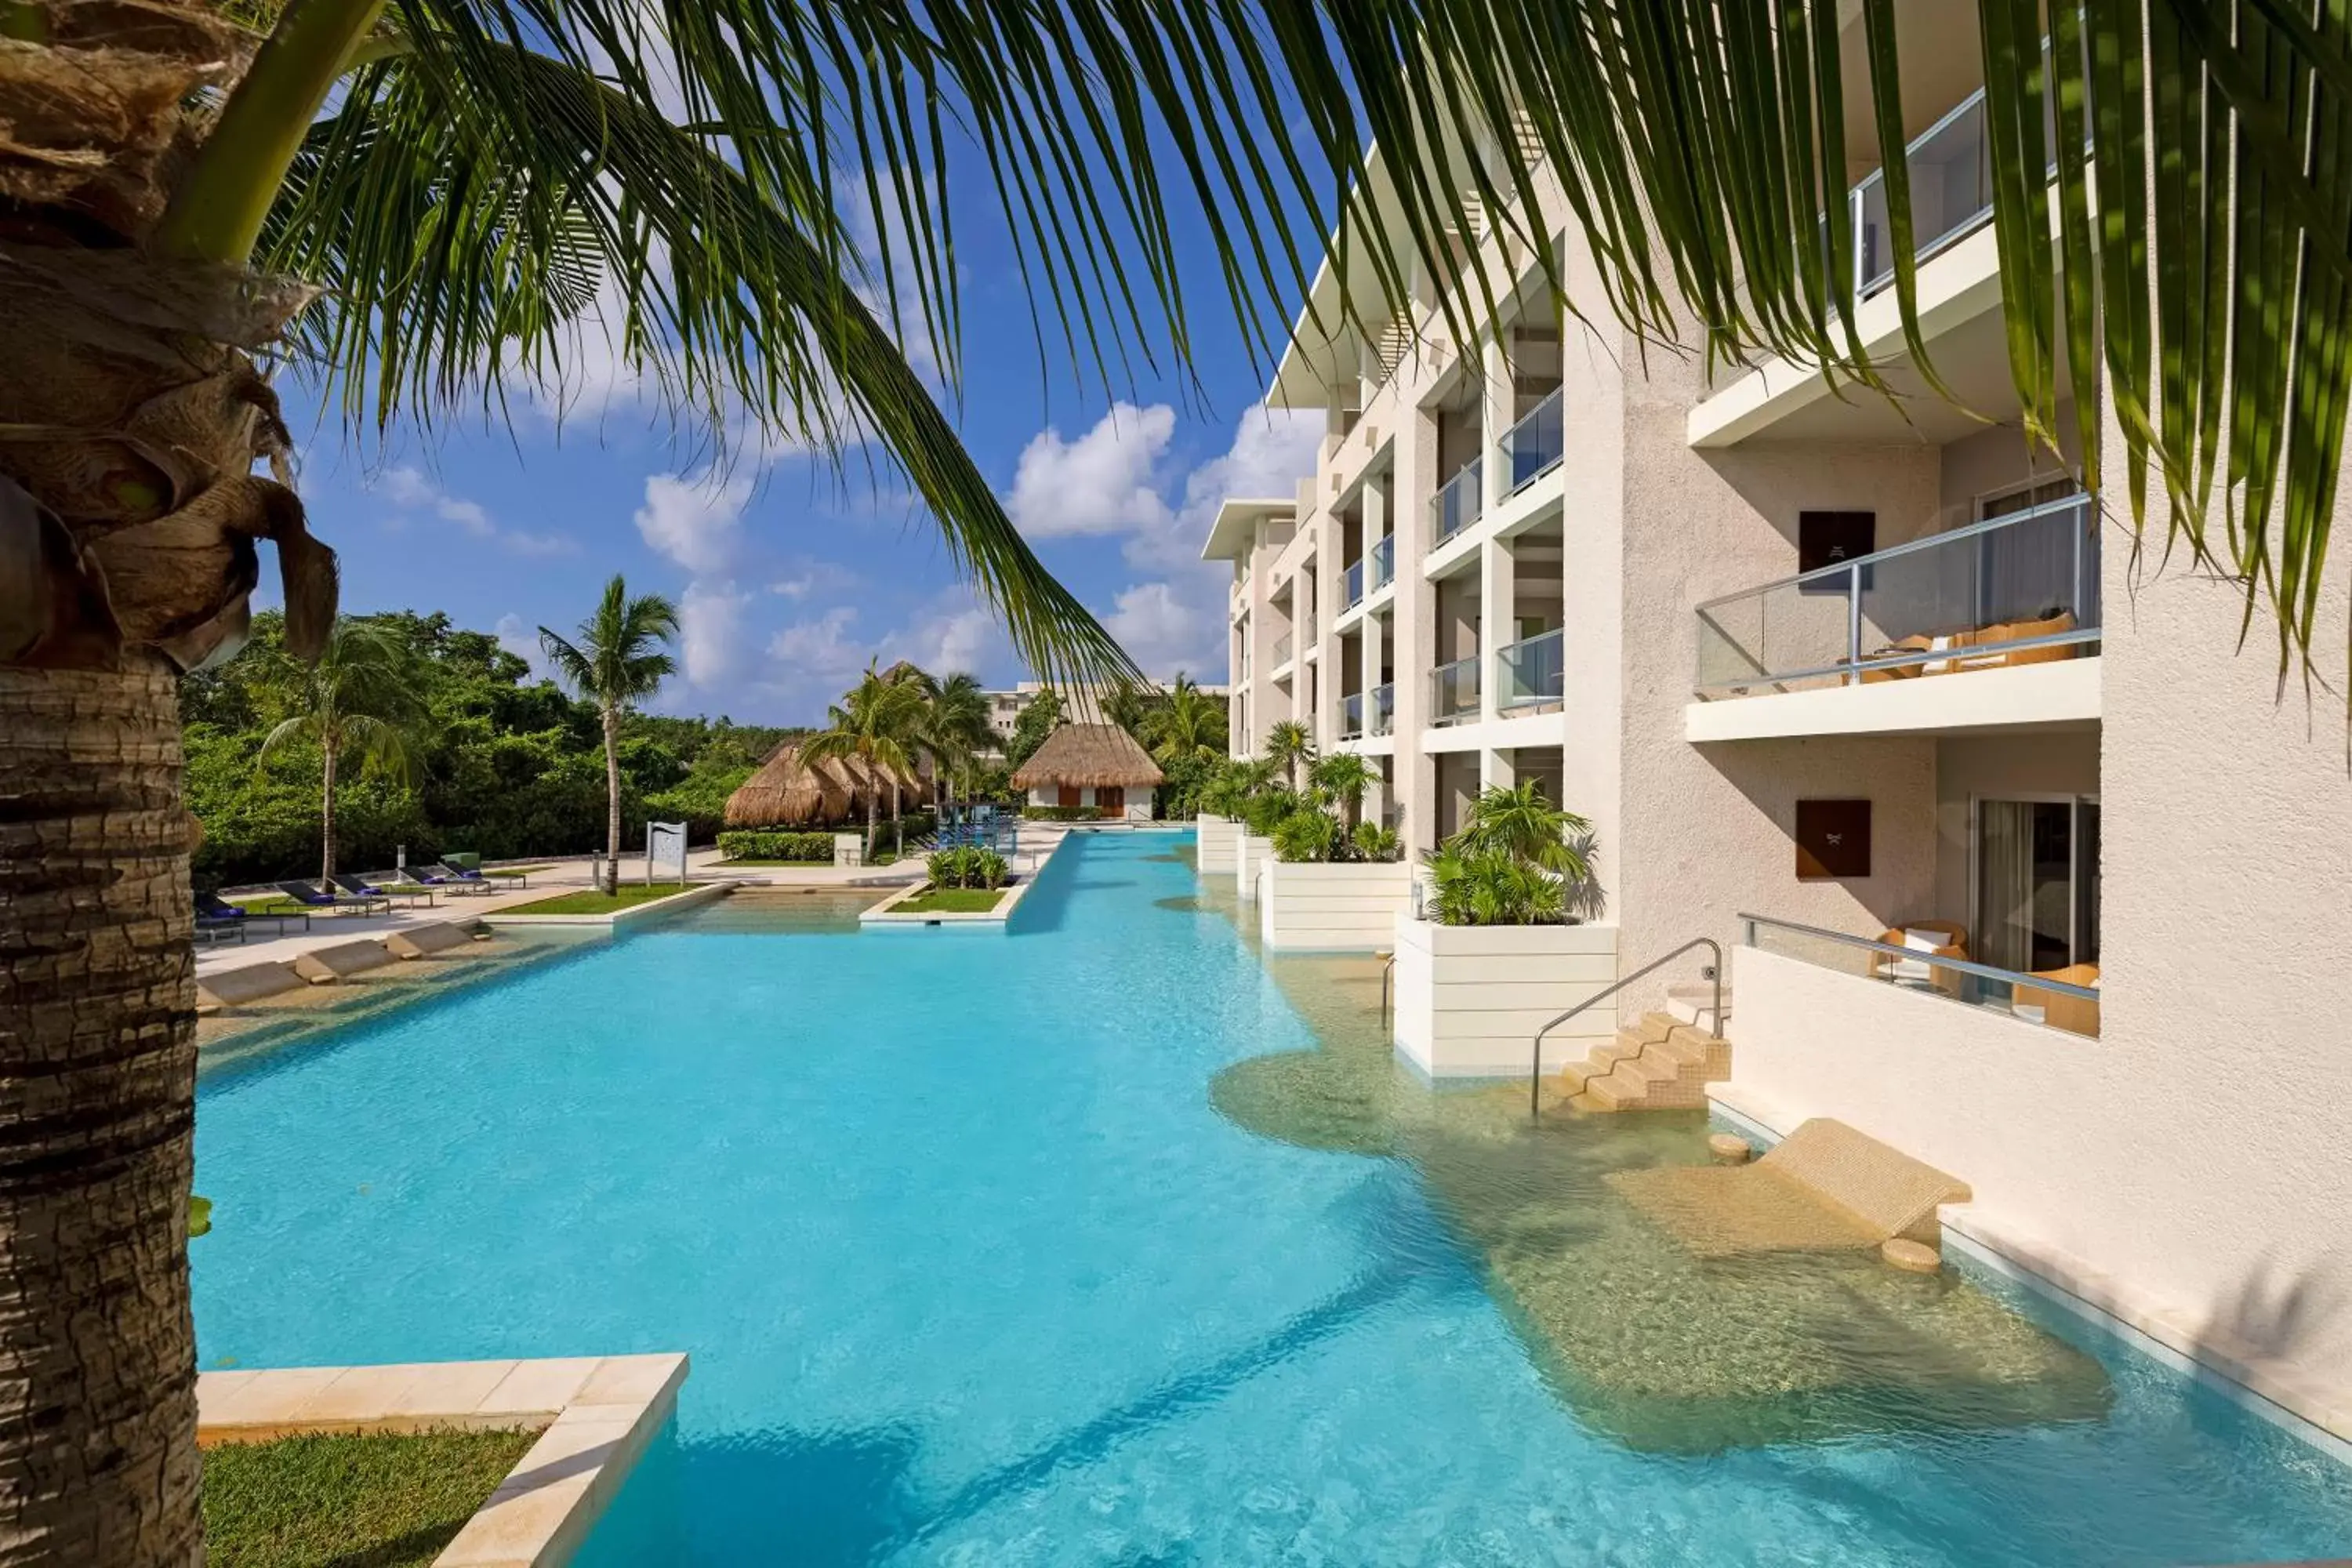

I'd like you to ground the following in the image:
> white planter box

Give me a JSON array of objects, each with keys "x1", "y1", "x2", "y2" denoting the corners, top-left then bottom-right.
[
  {"x1": 1259, "y1": 860, "x2": 1414, "y2": 951},
  {"x1": 832, "y1": 833, "x2": 863, "y2": 868},
  {"x1": 1196, "y1": 813, "x2": 1240, "y2": 874},
  {"x1": 1234, "y1": 834, "x2": 1275, "y2": 903},
  {"x1": 1390, "y1": 915, "x2": 1620, "y2": 1079}
]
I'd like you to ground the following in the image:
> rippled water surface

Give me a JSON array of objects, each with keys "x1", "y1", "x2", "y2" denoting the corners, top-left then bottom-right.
[{"x1": 194, "y1": 833, "x2": 2352, "y2": 1564}]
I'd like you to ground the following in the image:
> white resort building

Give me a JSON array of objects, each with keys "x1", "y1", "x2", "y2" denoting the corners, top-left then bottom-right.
[{"x1": 1206, "y1": 3, "x2": 2352, "y2": 1458}]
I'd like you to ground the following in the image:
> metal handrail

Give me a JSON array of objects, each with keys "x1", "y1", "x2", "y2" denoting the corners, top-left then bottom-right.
[
  {"x1": 1530, "y1": 937, "x2": 1722, "y2": 1118},
  {"x1": 1693, "y1": 492, "x2": 2091, "y2": 612},
  {"x1": 1739, "y1": 913, "x2": 2100, "y2": 999}
]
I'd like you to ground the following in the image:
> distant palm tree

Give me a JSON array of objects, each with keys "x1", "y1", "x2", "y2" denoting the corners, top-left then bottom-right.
[
  {"x1": 255, "y1": 619, "x2": 424, "y2": 884},
  {"x1": 1264, "y1": 720, "x2": 1316, "y2": 793},
  {"x1": 539, "y1": 577, "x2": 680, "y2": 892},
  {"x1": 806, "y1": 664, "x2": 926, "y2": 859},
  {"x1": 1308, "y1": 753, "x2": 1376, "y2": 835},
  {"x1": 919, "y1": 672, "x2": 994, "y2": 814},
  {"x1": 1139, "y1": 675, "x2": 1228, "y2": 767}
]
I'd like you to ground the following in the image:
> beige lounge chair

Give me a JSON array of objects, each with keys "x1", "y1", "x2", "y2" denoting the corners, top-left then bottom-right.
[
  {"x1": 1871, "y1": 920, "x2": 1968, "y2": 992},
  {"x1": 2016, "y1": 961, "x2": 2101, "y2": 1036}
]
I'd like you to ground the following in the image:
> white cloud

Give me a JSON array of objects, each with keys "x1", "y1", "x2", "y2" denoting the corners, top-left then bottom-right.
[
  {"x1": 1005, "y1": 402, "x2": 1178, "y2": 539},
  {"x1": 493, "y1": 613, "x2": 546, "y2": 677},
  {"x1": 768, "y1": 559, "x2": 862, "y2": 600},
  {"x1": 679, "y1": 581, "x2": 751, "y2": 686},
  {"x1": 371, "y1": 466, "x2": 579, "y2": 557},
  {"x1": 878, "y1": 588, "x2": 1006, "y2": 678},
  {"x1": 766, "y1": 605, "x2": 867, "y2": 684},
  {"x1": 1102, "y1": 581, "x2": 1218, "y2": 680},
  {"x1": 636, "y1": 471, "x2": 753, "y2": 575}
]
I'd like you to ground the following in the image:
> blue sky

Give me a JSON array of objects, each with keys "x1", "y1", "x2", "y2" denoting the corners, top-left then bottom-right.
[{"x1": 270, "y1": 145, "x2": 1326, "y2": 727}]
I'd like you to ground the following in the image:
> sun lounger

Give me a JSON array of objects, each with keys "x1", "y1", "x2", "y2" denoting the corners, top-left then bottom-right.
[
  {"x1": 416, "y1": 862, "x2": 496, "y2": 895},
  {"x1": 332, "y1": 873, "x2": 434, "y2": 909},
  {"x1": 194, "y1": 912, "x2": 246, "y2": 946},
  {"x1": 274, "y1": 880, "x2": 389, "y2": 916},
  {"x1": 198, "y1": 891, "x2": 310, "y2": 934}
]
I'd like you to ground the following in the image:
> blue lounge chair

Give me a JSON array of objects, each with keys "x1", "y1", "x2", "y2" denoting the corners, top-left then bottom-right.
[
  {"x1": 274, "y1": 880, "x2": 388, "y2": 916},
  {"x1": 197, "y1": 890, "x2": 310, "y2": 934},
  {"x1": 332, "y1": 873, "x2": 434, "y2": 908},
  {"x1": 194, "y1": 907, "x2": 247, "y2": 945}
]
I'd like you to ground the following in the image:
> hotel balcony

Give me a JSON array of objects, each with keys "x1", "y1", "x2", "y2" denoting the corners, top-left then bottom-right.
[
  {"x1": 1369, "y1": 681, "x2": 1395, "y2": 737},
  {"x1": 1429, "y1": 653, "x2": 1480, "y2": 729},
  {"x1": 1496, "y1": 627, "x2": 1564, "y2": 716},
  {"x1": 1500, "y1": 386, "x2": 1566, "y2": 496},
  {"x1": 1341, "y1": 690, "x2": 1364, "y2": 740},
  {"x1": 1429, "y1": 456, "x2": 1483, "y2": 550},
  {"x1": 1687, "y1": 494, "x2": 2100, "y2": 742},
  {"x1": 1687, "y1": 71, "x2": 2040, "y2": 448}
]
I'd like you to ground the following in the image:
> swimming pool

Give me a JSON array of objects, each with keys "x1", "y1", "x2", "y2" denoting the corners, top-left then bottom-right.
[{"x1": 194, "y1": 833, "x2": 2352, "y2": 1563}]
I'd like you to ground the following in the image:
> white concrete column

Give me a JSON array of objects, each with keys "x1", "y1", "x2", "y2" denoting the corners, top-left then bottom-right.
[
  {"x1": 1363, "y1": 608, "x2": 1386, "y2": 739},
  {"x1": 1481, "y1": 746, "x2": 1515, "y2": 792},
  {"x1": 1479, "y1": 535, "x2": 1515, "y2": 722},
  {"x1": 1396, "y1": 412, "x2": 1437, "y2": 855}
]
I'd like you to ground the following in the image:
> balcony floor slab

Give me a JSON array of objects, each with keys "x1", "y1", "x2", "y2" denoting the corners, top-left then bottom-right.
[{"x1": 1685, "y1": 656, "x2": 2099, "y2": 742}]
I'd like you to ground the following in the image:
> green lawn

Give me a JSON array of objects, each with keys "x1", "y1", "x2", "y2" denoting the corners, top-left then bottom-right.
[
  {"x1": 481, "y1": 864, "x2": 551, "y2": 878},
  {"x1": 499, "y1": 883, "x2": 696, "y2": 916},
  {"x1": 895, "y1": 886, "x2": 1009, "y2": 914},
  {"x1": 202, "y1": 1428, "x2": 538, "y2": 1568},
  {"x1": 717, "y1": 857, "x2": 833, "y2": 867},
  {"x1": 227, "y1": 895, "x2": 310, "y2": 915}
]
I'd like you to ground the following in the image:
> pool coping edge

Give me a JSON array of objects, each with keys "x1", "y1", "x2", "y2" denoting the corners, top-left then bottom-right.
[{"x1": 197, "y1": 1352, "x2": 688, "y2": 1566}]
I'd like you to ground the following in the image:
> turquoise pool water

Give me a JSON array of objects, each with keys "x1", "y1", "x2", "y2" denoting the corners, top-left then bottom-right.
[{"x1": 194, "y1": 833, "x2": 2352, "y2": 1564}]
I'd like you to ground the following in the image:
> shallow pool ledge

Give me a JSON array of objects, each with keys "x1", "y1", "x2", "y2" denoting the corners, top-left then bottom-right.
[{"x1": 197, "y1": 1352, "x2": 688, "y2": 1566}]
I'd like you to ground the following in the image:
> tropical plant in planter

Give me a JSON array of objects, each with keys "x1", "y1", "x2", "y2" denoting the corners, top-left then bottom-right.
[
  {"x1": 1269, "y1": 806, "x2": 1341, "y2": 864},
  {"x1": 1308, "y1": 753, "x2": 1374, "y2": 834},
  {"x1": 1426, "y1": 782, "x2": 1602, "y2": 926},
  {"x1": 1263, "y1": 720, "x2": 1315, "y2": 792},
  {"x1": 1352, "y1": 822, "x2": 1404, "y2": 862},
  {"x1": 1196, "y1": 757, "x2": 1269, "y2": 820},
  {"x1": 1240, "y1": 787, "x2": 1304, "y2": 840}
]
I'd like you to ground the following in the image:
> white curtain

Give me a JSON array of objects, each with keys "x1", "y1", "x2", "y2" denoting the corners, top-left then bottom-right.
[{"x1": 1976, "y1": 800, "x2": 2038, "y2": 972}]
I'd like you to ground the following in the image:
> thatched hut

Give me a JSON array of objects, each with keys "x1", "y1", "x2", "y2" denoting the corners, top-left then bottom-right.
[
  {"x1": 1009, "y1": 724, "x2": 1163, "y2": 820},
  {"x1": 723, "y1": 741, "x2": 906, "y2": 828}
]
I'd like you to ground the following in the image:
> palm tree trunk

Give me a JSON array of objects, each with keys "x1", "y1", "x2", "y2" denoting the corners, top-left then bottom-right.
[
  {"x1": 891, "y1": 779, "x2": 902, "y2": 859},
  {"x1": 319, "y1": 737, "x2": 338, "y2": 885},
  {"x1": 0, "y1": 661, "x2": 205, "y2": 1564},
  {"x1": 602, "y1": 706, "x2": 622, "y2": 895},
  {"x1": 865, "y1": 791, "x2": 880, "y2": 862}
]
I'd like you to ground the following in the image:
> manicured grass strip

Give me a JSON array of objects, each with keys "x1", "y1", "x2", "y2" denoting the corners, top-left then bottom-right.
[
  {"x1": 893, "y1": 886, "x2": 1008, "y2": 913},
  {"x1": 499, "y1": 884, "x2": 698, "y2": 916},
  {"x1": 717, "y1": 858, "x2": 834, "y2": 867},
  {"x1": 228, "y1": 896, "x2": 308, "y2": 915},
  {"x1": 203, "y1": 1428, "x2": 538, "y2": 1568},
  {"x1": 481, "y1": 865, "x2": 553, "y2": 878}
]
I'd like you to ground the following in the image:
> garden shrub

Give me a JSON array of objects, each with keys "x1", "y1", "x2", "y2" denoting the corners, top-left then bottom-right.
[
  {"x1": 1021, "y1": 804, "x2": 1109, "y2": 821},
  {"x1": 717, "y1": 829, "x2": 836, "y2": 862}
]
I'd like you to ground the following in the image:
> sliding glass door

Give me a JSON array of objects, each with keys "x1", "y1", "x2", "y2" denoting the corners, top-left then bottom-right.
[{"x1": 1974, "y1": 797, "x2": 2100, "y2": 974}]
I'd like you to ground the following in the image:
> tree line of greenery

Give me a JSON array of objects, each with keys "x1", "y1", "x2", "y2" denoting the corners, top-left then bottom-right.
[{"x1": 180, "y1": 608, "x2": 800, "y2": 890}]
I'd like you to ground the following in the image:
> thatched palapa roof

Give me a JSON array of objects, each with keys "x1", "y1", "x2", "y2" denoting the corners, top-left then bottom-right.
[
  {"x1": 1010, "y1": 724, "x2": 1164, "y2": 789},
  {"x1": 723, "y1": 741, "x2": 913, "y2": 827}
]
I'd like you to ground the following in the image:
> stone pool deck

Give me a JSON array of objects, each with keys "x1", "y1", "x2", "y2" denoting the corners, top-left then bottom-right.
[{"x1": 200, "y1": 1352, "x2": 687, "y2": 1566}]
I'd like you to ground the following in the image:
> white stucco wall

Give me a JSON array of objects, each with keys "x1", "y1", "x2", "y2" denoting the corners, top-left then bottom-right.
[
  {"x1": 1390, "y1": 916, "x2": 1619, "y2": 1078},
  {"x1": 1258, "y1": 861, "x2": 1414, "y2": 951}
]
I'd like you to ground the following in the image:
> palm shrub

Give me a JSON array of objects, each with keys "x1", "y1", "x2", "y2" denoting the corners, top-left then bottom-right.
[
  {"x1": 1352, "y1": 822, "x2": 1404, "y2": 863},
  {"x1": 925, "y1": 846, "x2": 1010, "y2": 891},
  {"x1": 1263, "y1": 720, "x2": 1316, "y2": 792},
  {"x1": 1240, "y1": 788, "x2": 1304, "y2": 840},
  {"x1": 717, "y1": 830, "x2": 833, "y2": 863},
  {"x1": 1270, "y1": 808, "x2": 1342, "y2": 864},
  {"x1": 1425, "y1": 782, "x2": 1602, "y2": 927},
  {"x1": 1308, "y1": 753, "x2": 1375, "y2": 834}
]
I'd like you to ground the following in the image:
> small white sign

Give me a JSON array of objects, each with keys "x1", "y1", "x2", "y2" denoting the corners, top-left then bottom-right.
[{"x1": 645, "y1": 821, "x2": 688, "y2": 884}]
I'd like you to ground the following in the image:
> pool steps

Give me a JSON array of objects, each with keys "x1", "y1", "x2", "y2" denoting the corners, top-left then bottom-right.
[{"x1": 1552, "y1": 1011, "x2": 1733, "y2": 1112}]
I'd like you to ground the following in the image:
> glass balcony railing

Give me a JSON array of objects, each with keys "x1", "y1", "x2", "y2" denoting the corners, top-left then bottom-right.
[
  {"x1": 1370, "y1": 681, "x2": 1394, "y2": 736},
  {"x1": 1430, "y1": 456, "x2": 1483, "y2": 546},
  {"x1": 1429, "y1": 654, "x2": 1480, "y2": 726},
  {"x1": 1272, "y1": 632, "x2": 1292, "y2": 666},
  {"x1": 1501, "y1": 387, "x2": 1565, "y2": 494},
  {"x1": 1694, "y1": 492, "x2": 2100, "y2": 697},
  {"x1": 1744, "y1": 913, "x2": 2100, "y2": 1038},
  {"x1": 1853, "y1": 89, "x2": 1993, "y2": 299},
  {"x1": 1341, "y1": 691, "x2": 1365, "y2": 739},
  {"x1": 1343, "y1": 557, "x2": 1366, "y2": 610},
  {"x1": 1367, "y1": 535, "x2": 1394, "y2": 593},
  {"x1": 1496, "y1": 627, "x2": 1565, "y2": 711}
]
